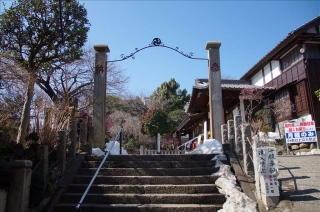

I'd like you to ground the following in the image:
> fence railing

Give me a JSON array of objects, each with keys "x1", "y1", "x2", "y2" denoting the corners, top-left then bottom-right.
[
  {"x1": 143, "y1": 149, "x2": 185, "y2": 155},
  {"x1": 76, "y1": 128, "x2": 123, "y2": 210}
]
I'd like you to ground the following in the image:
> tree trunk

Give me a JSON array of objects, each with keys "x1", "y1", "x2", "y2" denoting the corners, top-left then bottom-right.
[{"x1": 16, "y1": 73, "x2": 35, "y2": 145}]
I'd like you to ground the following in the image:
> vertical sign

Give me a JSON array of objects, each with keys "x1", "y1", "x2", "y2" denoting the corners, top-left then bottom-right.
[
  {"x1": 257, "y1": 147, "x2": 278, "y2": 175},
  {"x1": 257, "y1": 147, "x2": 280, "y2": 197},
  {"x1": 264, "y1": 175, "x2": 280, "y2": 196}
]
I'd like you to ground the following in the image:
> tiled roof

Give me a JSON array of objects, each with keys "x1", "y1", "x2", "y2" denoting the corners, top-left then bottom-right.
[
  {"x1": 240, "y1": 16, "x2": 320, "y2": 80},
  {"x1": 291, "y1": 15, "x2": 320, "y2": 33},
  {"x1": 221, "y1": 84, "x2": 275, "y2": 90},
  {"x1": 193, "y1": 78, "x2": 275, "y2": 90}
]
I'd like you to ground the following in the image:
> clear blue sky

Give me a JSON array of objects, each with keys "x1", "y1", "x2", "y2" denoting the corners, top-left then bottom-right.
[{"x1": 2, "y1": 0, "x2": 320, "y2": 96}]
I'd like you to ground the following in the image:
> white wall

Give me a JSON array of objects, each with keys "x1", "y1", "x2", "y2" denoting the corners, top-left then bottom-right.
[
  {"x1": 271, "y1": 61, "x2": 281, "y2": 78},
  {"x1": 264, "y1": 64, "x2": 272, "y2": 84},
  {"x1": 251, "y1": 70, "x2": 264, "y2": 86},
  {"x1": 249, "y1": 61, "x2": 280, "y2": 87}
]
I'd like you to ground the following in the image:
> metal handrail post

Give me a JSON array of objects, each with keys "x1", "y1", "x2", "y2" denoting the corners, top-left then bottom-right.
[{"x1": 76, "y1": 128, "x2": 122, "y2": 210}]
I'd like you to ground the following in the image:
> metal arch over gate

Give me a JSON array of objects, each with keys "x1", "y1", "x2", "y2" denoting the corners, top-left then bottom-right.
[{"x1": 108, "y1": 38, "x2": 208, "y2": 63}]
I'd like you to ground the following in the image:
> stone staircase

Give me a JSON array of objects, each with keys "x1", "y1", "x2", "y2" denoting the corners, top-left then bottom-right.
[{"x1": 54, "y1": 154, "x2": 226, "y2": 212}]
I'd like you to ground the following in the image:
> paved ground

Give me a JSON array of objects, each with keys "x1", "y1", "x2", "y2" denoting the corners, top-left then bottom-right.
[{"x1": 277, "y1": 155, "x2": 320, "y2": 212}]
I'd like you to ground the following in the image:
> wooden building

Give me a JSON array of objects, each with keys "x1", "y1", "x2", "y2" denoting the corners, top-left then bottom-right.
[
  {"x1": 177, "y1": 16, "x2": 320, "y2": 146},
  {"x1": 240, "y1": 15, "x2": 320, "y2": 140}
]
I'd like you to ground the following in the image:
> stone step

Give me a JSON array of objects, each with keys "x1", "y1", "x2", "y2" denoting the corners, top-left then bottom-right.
[
  {"x1": 82, "y1": 160, "x2": 216, "y2": 168},
  {"x1": 73, "y1": 175, "x2": 220, "y2": 185},
  {"x1": 66, "y1": 184, "x2": 219, "y2": 194},
  {"x1": 54, "y1": 203, "x2": 223, "y2": 212},
  {"x1": 59, "y1": 193, "x2": 226, "y2": 205},
  {"x1": 86, "y1": 154, "x2": 218, "y2": 162},
  {"x1": 77, "y1": 167, "x2": 219, "y2": 176}
]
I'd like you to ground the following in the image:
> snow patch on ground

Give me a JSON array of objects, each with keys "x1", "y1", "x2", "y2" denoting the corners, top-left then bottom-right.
[
  {"x1": 296, "y1": 149, "x2": 320, "y2": 155},
  {"x1": 105, "y1": 141, "x2": 128, "y2": 155},
  {"x1": 188, "y1": 139, "x2": 223, "y2": 154},
  {"x1": 92, "y1": 141, "x2": 129, "y2": 156},
  {"x1": 213, "y1": 162, "x2": 258, "y2": 212}
]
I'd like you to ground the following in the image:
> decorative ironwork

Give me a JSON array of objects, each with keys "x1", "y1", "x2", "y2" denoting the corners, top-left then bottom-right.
[
  {"x1": 95, "y1": 65, "x2": 104, "y2": 74},
  {"x1": 210, "y1": 62, "x2": 220, "y2": 72},
  {"x1": 108, "y1": 38, "x2": 208, "y2": 62}
]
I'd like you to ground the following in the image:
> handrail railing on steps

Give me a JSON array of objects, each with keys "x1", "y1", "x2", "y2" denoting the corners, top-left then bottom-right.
[
  {"x1": 76, "y1": 128, "x2": 123, "y2": 210},
  {"x1": 177, "y1": 136, "x2": 198, "y2": 151}
]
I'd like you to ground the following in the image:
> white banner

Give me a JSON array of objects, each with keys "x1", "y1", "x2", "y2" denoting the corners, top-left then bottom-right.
[{"x1": 284, "y1": 121, "x2": 318, "y2": 143}]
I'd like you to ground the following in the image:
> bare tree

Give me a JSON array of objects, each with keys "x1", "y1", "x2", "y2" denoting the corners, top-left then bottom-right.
[
  {"x1": 269, "y1": 98, "x2": 295, "y2": 137},
  {"x1": 36, "y1": 47, "x2": 129, "y2": 108},
  {"x1": 239, "y1": 88, "x2": 265, "y2": 137},
  {"x1": 108, "y1": 110, "x2": 146, "y2": 142},
  {"x1": 239, "y1": 88, "x2": 264, "y2": 123}
]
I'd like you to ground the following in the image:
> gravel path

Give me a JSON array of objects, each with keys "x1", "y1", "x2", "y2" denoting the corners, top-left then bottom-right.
[{"x1": 277, "y1": 155, "x2": 320, "y2": 212}]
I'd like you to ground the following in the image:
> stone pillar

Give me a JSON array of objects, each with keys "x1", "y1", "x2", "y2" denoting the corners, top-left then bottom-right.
[
  {"x1": 37, "y1": 145, "x2": 48, "y2": 193},
  {"x1": 240, "y1": 98, "x2": 246, "y2": 121},
  {"x1": 140, "y1": 145, "x2": 144, "y2": 155},
  {"x1": 87, "y1": 117, "x2": 93, "y2": 145},
  {"x1": 206, "y1": 41, "x2": 223, "y2": 142},
  {"x1": 68, "y1": 118, "x2": 78, "y2": 157},
  {"x1": 234, "y1": 115, "x2": 243, "y2": 159},
  {"x1": 58, "y1": 130, "x2": 67, "y2": 173},
  {"x1": 93, "y1": 44, "x2": 110, "y2": 149},
  {"x1": 221, "y1": 124, "x2": 228, "y2": 144},
  {"x1": 157, "y1": 133, "x2": 161, "y2": 154},
  {"x1": 242, "y1": 124, "x2": 254, "y2": 175},
  {"x1": 227, "y1": 120, "x2": 235, "y2": 152},
  {"x1": 260, "y1": 175, "x2": 280, "y2": 210},
  {"x1": 43, "y1": 107, "x2": 53, "y2": 128},
  {"x1": 204, "y1": 121, "x2": 208, "y2": 142},
  {"x1": 80, "y1": 121, "x2": 87, "y2": 146},
  {"x1": 7, "y1": 160, "x2": 32, "y2": 212}
]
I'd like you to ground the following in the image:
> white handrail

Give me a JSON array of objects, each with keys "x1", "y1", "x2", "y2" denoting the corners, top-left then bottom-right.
[
  {"x1": 177, "y1": 136, "x2": 198, "y2": 150},
  {"x1": 76, "y1": 128, "x2": 123, "y2": 210}
]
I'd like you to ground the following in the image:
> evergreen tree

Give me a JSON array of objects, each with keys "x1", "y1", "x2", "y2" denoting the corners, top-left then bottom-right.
[{"x1": 150, "y1": 78, "x2": 190, "y2": 112}]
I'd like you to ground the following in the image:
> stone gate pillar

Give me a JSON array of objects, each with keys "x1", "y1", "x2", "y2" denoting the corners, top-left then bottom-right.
[
  {"x1": 93, "y1": 45, "x2": 110, "y2": 148},
  {"x1": 206, "y1": 41, "x2": 223, "y2": 142},
  {"x1": 7, "y1": 160, "x2": 32, "y2": 212}
]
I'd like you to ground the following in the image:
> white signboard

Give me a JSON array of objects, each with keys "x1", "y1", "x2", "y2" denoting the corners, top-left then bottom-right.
[
  {"x1": 264, "y1": 175, "x2": 280, "y2": 196},
  {"x1": 284, "y1": 121, "x2": 318, "y2": 143},
  {"x1": 257, "y1": 147, "x2": 278, "y2": 176}
]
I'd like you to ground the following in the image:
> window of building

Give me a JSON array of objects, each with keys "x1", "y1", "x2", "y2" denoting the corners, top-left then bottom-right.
[
  {"x1": 274, "y1": 89, "x2": 292, "y2": 121},
  {"x1": 281, "y1": 47, "x2": 302, "y2": 70},
  {"x1": 275, "y1": 89, "x2": 289, "y2": 101}
]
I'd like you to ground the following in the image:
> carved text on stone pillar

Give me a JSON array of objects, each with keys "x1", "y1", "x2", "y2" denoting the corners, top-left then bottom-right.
[
  {"x1": 210, "y1": 62, "x2": 220, "y2": 72},
  {"x1": 95, "y1": 65, "x2": 104, "y2": 74}
]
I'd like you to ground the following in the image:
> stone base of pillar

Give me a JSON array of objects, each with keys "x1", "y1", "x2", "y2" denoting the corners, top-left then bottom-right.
[{"x1": 81, "y1": 143, "x2": 92, "y2": 155}]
